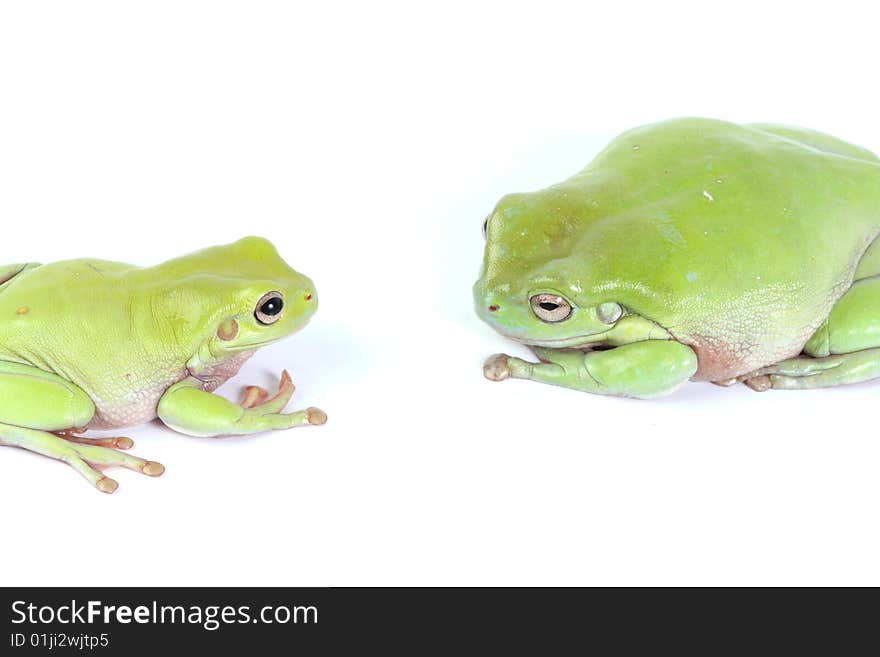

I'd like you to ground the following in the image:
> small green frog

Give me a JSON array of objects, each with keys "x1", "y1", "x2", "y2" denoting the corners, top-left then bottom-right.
[
  {"x1": 0, "y1": 237, "x2": 325, "y2": 492},
  {"x1": 475, "y1": 118, "x2": 880, "y2": 398}
]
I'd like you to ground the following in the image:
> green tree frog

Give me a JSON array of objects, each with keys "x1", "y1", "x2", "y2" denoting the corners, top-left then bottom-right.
[
  {"x1": 0, "y1": 237, "x2": 325, "y2": 492},
  {"x1": 475, "y1": 118, "x2": 880, "y2": 398}
]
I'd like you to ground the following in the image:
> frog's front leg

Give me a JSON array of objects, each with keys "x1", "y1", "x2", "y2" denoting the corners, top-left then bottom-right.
[
  {"x1": 483, "y1": 340, "x2": 698, "y2": 398},
  {"x1": 157, "y1": 370, "x2": 327, "y2": 437},
  {"x1": 0, "y1": 361, "x2": 164, "y2": 493}
]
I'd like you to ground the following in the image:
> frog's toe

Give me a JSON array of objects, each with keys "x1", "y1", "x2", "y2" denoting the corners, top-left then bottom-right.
[
  {"x1": 142, "y1": 460, "x2": 165, "y2": 476},
  {"x1": 242, "y1": 371, "x2": 296, "y2": 414},
  {"x1": 241, "y1": 386, "x2": 269, "y2": 408},
  {"x1": 71, "y1": 442, "x2": 165, "y2": 486},
  {"x1": 255, "y1": 406, "x2": 327, "y2": 429},
  {"x1": 306, "y1": 407, "x2": 327, "y2": 425},
  {"x1": 271, "y1": 370, "x2": 296, "y2": 405},
  {"x1": 58, "y1": 434, "x2": 135, "y2": 450},
  {"x1": 743, "y1": 374, "x2": 772, "y2": 392},
  {"x1": 96, "y1": 476, "x2": 119, "y2": 494},
  {"x1": 483, "y1": 354, "x2": 512, "y2": 381}
]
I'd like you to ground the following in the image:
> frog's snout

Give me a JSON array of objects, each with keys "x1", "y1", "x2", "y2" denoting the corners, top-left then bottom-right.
[
  {"x1": 293, "y1": 275, "x2": 318, "y2": 314},
  {"x1": 302, "y1": 288, "x2": 317, "y2": 317},
  {"x1": 473, "y1": 280, "x2": 505, "y2": 325},
  {"x1": 476, "y1": 296, "x2": 505, "y2": 324}
]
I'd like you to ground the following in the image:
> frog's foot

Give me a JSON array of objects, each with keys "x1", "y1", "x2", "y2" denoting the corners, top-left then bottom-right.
[
  {"x1": 240, "y1": 371, "x2": 326, "y2": 424},
  {"x1": 740, "y1": 348, "x2": 880, "y2": 390},
  {"x1": 54, "y1": 429, "x2": 135, "y2": 450},
  {"x1": 158, "y1": 372, "x2": 326, "y2": 436},
  {"x1": 0, "y1": 423, "x2": 164, "y2": 493}
]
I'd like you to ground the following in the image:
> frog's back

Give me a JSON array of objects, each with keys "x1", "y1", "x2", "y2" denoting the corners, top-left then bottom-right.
[
  {"x1": 0, "y1": 257, "x2": 134, "y2": 305},
  {"x1": 0, "y1": 258, "x2": 194, "y2": 428},
  {"x1": 530, "y1": 118, "x2": 880, "y2": 379},
  {"x1": 0, "y1": 258, "x2": 142, "y2": 365},
  {"x1": 745, "y1": 123, "x2": 880, "y2": 163}
]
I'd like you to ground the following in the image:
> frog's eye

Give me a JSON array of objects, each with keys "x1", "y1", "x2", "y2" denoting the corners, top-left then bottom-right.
[
  {"x1": 529, "y1": 293, "x2": 572, "y2": 323},
  {"x1": 255, "y1": 291, "x2": 284, "y2": 325},
  {"x1": 482, "y1": 216, "x2": 490, "y2": 239}
]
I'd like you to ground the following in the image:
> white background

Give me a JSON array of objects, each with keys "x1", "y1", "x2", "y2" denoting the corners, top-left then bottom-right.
[{"x1": 1, "y1": 1, "x2": 879, "y2": 586}]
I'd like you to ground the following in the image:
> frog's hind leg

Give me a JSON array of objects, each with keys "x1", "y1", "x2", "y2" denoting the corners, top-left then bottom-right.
[
  {"x1": 742, "y1": 275, "x2": 880, "y2": 390},
  {"x1": 0, "y1": 361, "x2": 163, "y2": 492},
  {"x1": 0, "y1": 263, "x2": 40, "y2": 290},
  {"x1": 743, "y1": 349, "x2": 880, "y2": 391},
  {"x1": 0, "y1": 423, "x2": 164, "y2": 493}
]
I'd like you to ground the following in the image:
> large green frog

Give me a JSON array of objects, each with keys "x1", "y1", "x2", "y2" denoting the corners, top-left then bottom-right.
[
  {"x1": 474, "y1": 118, "x2": 880, "y2": 397},
  {"x1": 0, "y1": 237, "x2": 325, "y2": 492}
]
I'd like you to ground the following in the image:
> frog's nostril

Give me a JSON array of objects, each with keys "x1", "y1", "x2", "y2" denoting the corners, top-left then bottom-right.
[{"x1": 488, "y1": 304, "x2": 499, "y2": 312}]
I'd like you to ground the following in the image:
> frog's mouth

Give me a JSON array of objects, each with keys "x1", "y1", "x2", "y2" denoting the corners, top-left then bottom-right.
[
  {"x1": 510, "y1": 331, "x2": 614, "y2": 349},
  {"x1": 227, "y1": 337, "x2": 283, "y2": 350}
]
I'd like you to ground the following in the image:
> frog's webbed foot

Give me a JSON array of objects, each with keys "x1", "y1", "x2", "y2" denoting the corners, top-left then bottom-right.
[{"x1": 0, "y1": 423, "x2": 164, "y2": 494}]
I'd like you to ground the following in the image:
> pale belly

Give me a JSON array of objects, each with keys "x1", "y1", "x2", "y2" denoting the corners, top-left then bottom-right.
[
  {"x1": 86, "y1": 350, "x2": 256, "y2": 430},
  {"x1": 87, "y1": 369, "x2": 188, "y2": 429},
  {"x1": 656, "y1": 272, "x2": 858, "y2": 382}
]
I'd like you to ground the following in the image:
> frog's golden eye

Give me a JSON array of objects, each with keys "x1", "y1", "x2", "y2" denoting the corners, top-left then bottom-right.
[
  {"x1": 255, "y1": 291, "x2": 284, "y2": 325},
  {"x1": 529, "y1": 293, "x2": 572, "y2": 323}
]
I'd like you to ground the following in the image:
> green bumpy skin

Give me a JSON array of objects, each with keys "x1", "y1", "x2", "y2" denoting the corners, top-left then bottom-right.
[
  {"x1": 0, "y1": 237, "x2": 325, "y2": 493},
  {"x1": 474, "y1": 117, "x2": 880, "y2": 398}
]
